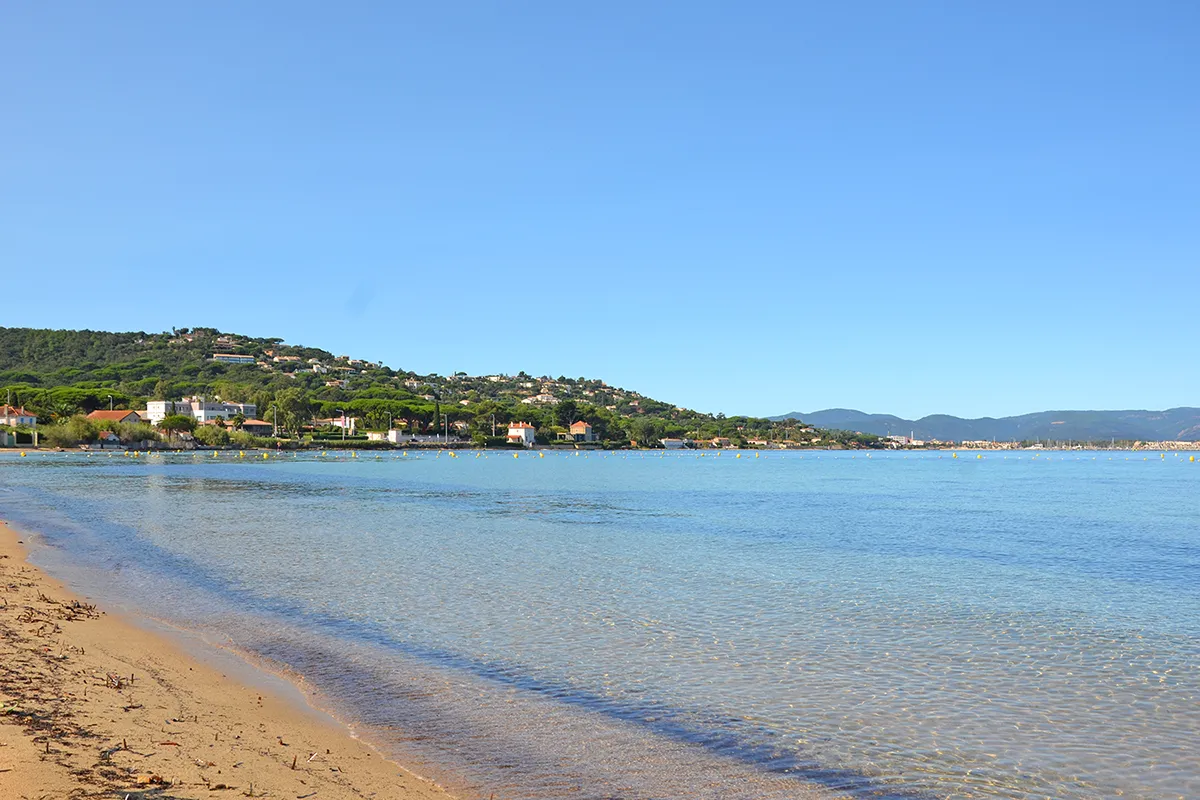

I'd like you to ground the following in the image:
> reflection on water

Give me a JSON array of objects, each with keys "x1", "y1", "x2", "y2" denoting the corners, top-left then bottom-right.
[{"x1": 2, "y1": 450, "x2": 1198, "y2": 799}]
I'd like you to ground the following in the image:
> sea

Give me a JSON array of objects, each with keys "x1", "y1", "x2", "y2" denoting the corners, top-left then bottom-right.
[{"x1": 1, "y1": 449, "x2": 1196, "y2": 799}]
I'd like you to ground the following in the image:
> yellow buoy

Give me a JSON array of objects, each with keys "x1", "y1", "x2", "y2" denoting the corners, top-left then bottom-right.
[
  {"x1": 1190, "y1": 455, "x2": 1195, "y2": 462},
  {"x1": 20, "y1": 451, "x2": 26, "y2": 457},
  {"x1": 513, "y1": 452, "x2": 519, "y2": 459},
  {"x1": 263, "y1": 452, "x2": 269, "y2": 459},
  {"x1": 539, "y1": 452, "x2": 544, "y2": 458},
  {"x1": 953, "y1": 453, "x2": 958, "y2": 458},
  {"x1": 977, "y1": 454, "x2": 982, "y2": 459}
]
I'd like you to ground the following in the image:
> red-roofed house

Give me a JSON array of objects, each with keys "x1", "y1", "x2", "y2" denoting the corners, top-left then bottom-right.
[
  {"x1": 507, "y1": 421, "x2": 537, "y2": 448},
  {"x1": 239, "y1": 419, "x2": 274, "y2": 436},
  {"x1": 0, "y1": 405, "x2": 37, "y2": 428},
  {"x1": 86, "y1": 410, "x2": 143, "y2": 426},
  {"x1": 568, "y1": 420, "x2": 596, "y2": 442}
]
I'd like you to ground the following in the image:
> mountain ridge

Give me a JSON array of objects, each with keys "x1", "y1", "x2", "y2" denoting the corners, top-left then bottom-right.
[{"x1": 770, "y1": 408, "x2": 1200, "y2": 442}]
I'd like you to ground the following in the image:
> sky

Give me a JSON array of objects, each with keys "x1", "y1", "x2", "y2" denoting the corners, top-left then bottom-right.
[{"x1": 2, "y1": 2, "x2": 1197, "y2": 419}]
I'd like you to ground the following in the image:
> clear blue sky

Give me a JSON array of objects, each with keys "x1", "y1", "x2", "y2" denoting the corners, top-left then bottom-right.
[{"x1": 2, "y1": 2, "x2": 1197, "y2": 419}]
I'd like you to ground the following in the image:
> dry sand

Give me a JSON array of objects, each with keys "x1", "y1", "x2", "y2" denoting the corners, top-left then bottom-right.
[{"x1": 0, "y1": 520, "x2": 457, "y2": 800}]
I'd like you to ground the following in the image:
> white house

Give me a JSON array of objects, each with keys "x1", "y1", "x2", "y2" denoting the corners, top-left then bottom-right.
[
  {"x1": 0, "y1": 405, "x2": 37, "y2": 428},
  {"x1": 143, "y1": 397, "x2": 257, "y2": 425},
  {"x1": 520, "y1": 394, "x2": 558, "y2": 405},
  {"x1": 315, "y1": 416, "x2": 358, "y2": 432},
  {"x1": 507, "y1": 422, "x2": 537, "y2": 448}
]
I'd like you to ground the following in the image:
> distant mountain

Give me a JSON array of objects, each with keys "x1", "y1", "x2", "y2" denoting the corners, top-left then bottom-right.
[{"x1": 770, "y1": 408, "x2": 1200, "y2": 443}]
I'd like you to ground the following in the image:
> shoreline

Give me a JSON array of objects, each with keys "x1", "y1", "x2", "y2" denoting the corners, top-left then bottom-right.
[{"x1": 0, "y1": 519, "x2": 457, "y2": 800}]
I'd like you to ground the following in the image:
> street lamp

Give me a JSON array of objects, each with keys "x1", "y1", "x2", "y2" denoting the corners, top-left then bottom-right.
[
  {"x1": 338, "y1": 409, "x2": 346, "y2": 442},
  {"x1": 108, "y1": 395, "x2": 113, "y2": 411}
]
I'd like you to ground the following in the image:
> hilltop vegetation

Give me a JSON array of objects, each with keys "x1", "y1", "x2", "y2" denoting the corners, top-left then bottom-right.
[{"x1": 1, "y1": 326, "x2": 873, "y2": 448}]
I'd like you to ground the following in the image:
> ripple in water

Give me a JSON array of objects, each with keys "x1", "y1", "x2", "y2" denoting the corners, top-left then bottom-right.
[{"x1": 1, "y1": 450, "x2": 1197, "y2": 799}]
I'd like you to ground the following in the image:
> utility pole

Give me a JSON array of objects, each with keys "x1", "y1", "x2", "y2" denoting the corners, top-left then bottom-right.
[{"x1": 108, "y1": 395, "x2": 114, "y2": 411}]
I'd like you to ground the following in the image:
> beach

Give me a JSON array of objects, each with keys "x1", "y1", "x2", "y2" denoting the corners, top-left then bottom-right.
[{"x1": 0, "y1": 520, "x2": 455, "y2": 800}]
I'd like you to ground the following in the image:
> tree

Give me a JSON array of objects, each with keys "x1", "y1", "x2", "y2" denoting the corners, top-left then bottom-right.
[
  {"x1": 230, "y1": 412, "x2": 246, "y2": 430},
  {"x1": 554, "y1": 399, "x2": 579, "y2": 427},
  {"x1": 158, "y1": 414, "x2": 196, "y2": 443},
  {"x1": 274, "y1": 388, "x2": 312, "y2": 435}
]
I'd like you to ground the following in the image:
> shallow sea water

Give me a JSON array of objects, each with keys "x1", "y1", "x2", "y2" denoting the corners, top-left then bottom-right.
[{"x1": 2, "y1": 449, "x2": 1197, "y2": 799}]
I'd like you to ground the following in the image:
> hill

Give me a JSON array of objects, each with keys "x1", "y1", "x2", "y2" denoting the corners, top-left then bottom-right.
[
  {"x1": 770, "y1": 408, "x2": 1200, "y2": 442},
  {"x1": 0, "y1": 326, "x2": 873, "y2": 449}
]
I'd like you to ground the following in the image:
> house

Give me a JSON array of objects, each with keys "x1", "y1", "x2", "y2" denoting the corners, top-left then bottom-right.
[
  {"x1": 366, "y1": 431, "x2": 387, "y2": 442},
  {"x1": 520, "y1": 393, "x2": 558, "y2": 405},
  {"x1": 211, "y1": 353, "x2": 256, "y2": 365},
  {"x1": 86, "y1": 410, "x2": 142, "y2": 426},
  {"x1": 96, "y1": 430, "x2": 121, "y2": 447},
  {"x1": 660, "y1": 438, "x2": 689, "y2": 450},
  {"x1": 0, "y1": 405, "x2": 38, "y2": 428},
  {"x1": 568, "y1": 420, "x2": 596, "y2": 442},
  {"x1": 314, "y1": 416, "x2": 358, "y2": 432},
  {"x1": 711, "y1": 437, "x2": 731, "y2": 448},
  {"x1": 239, "y1": 419, "x2": 273, "y2": 435},
  {"x1": 143, "y1": 398, "x2": 257, "y2": 425},
  {"x1": 507, "y1": 422, "x2": 537, "y2": 448}
]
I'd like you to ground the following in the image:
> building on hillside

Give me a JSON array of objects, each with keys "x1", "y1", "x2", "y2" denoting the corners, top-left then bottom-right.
[
  {"x1": 211, "y1": 353, "x2": 256, "y2": 365},
  {"x1": 86, "y1": 410, "x2": 142, "y2": 426},
  {"x1": 507, "y1": 422, "x2": 537, "y2": 448},
  {"x1": 0, "y1": 405, "x2": 38, "y2": 428},
  {"x1": 143, "y1": 398, "x2": 257, "y2": 425},
  {"x1": 711, "y1": 437, "x2": 731, "y2": 448},
  {"x1": 520, "y1": 393, "x2": 558, "y2": 405}
]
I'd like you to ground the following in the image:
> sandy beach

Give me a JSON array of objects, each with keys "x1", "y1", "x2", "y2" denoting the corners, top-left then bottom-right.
[{"x1": 0, "y1": 519, "x2": 456, "y2": 800}]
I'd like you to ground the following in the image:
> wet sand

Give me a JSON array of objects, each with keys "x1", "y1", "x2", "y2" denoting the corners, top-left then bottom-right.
[{"x1": 0, "y1": 519, "x2": 457, "y2": 800}]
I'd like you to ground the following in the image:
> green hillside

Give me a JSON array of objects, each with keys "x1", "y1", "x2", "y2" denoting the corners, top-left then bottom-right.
[{"x1": 0, "y1": 326, "x2": 866, "y2": 449}]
